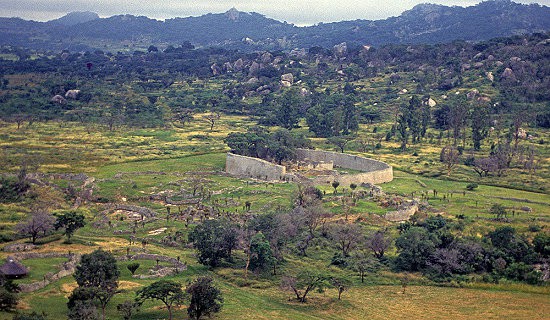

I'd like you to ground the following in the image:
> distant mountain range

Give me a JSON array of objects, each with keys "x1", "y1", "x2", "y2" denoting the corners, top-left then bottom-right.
[{"x1": 1, "y1": 0, "x2": 550, "y2": 51}]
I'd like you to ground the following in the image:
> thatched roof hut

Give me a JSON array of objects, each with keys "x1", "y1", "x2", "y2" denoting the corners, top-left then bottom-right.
[{"x1": 0, "y1": 258, "x2": 28, "y2": 279}]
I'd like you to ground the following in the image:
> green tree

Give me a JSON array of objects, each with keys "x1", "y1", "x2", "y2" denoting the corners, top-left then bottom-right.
[
  {"x1": 395, "y1": 227, "x2": 438, "y2": 271},
  {"x1": 396, "y1": 113, "x2": 409, "y2": 151},
  {"x1": 188, "y1": 219, "x2": 238, "y2": 267},
  {"x1": 281, "y1": 270, "x2": 330, "y2": 303},
  {"x1": 0, "y1": 288, "x2": 17, "y2": 312},
  {"x1": 136, "y1": 280, "x2": 185, "y2": 320},
  {"x1": 489, "y1": 203, "x2": 507, "y2": 219},
  {"x1": 70, "y1": 249, "x2": 119, "y2": 320},
  {"x1": 470, "y1": 102, "x2": 489, "y2": 150},
  {"x1": 116, "y1": 300, "x2": 140, "y2": 320},
  {"x1": 327, "y1": 135, "x2": 354, "y2": 153},
  {"x1": 54, "y1": 211, "x2": 85, "y2": 242},
  {"x1": 350, "y1": 254, "x2": 381, "y2": 283},
  {"x1": 331, "y1": 181, "x2": 340, "y2": 194},
  {"x1": 127, "y1": 262, "x2": 140, "y2": 275},
  {"x1": 186, "y1": 277, "x2": 223, "y2": 320},
  {"x1": 248, "y1": 232, "x2": 275, "y2": 273},
  {"x1": 274, "y1": 88, "x2": 303, "y2": 130}
]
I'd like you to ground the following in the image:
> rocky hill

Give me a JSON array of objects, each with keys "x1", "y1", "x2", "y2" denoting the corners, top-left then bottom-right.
[{"x1": 0, "y1": 1, "x2": 549, "y2": 51}]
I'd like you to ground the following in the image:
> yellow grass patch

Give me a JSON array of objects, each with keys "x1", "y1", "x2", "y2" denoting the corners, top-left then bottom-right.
[
  {"x1": 118, "y1": 281, "x2": 142, "y2": 290},
  {"x1": 61, "y1": 282, "x2": 78, "y2": 296},
  {"x1": 16, "y1": 300, "x2": 31, "y2": 310}
]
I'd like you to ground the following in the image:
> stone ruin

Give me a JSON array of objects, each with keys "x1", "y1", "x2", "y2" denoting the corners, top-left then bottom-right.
[{"x1": 225, "y1": 148, "x2": 393, "y2": 187}]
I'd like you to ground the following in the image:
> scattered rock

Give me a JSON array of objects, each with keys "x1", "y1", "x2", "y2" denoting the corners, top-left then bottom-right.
[
  {"x1": 65, "y1": 89, "x2": 80, "y2": 99},
  {"x1": 261, "y1": 52, "x2": 273, "y2": 64},
  {"x1": 51, "y1": 95, "x2": 66, "y2": 104},
  {"x1": 281, "y1": 73, "x2": 294, "y2": 84},
  {"x1": 467, "y1": 89, "x2": 479, "y2": 99},
  {"x1": 501, "y1": 67, "x2": 515, "y2": 79},
  {"x1": 333, "y1": 42, "x2": 347, "y2": 57},
  {"x1": 233, "y1": 58, "x2": 245, "y2": 71}
]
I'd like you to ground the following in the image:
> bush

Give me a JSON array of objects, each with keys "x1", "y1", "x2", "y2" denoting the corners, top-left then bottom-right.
[
  {"x1": 330, "y1": 253, "x2": 348, "y2": 267},
  {"x1": 0, "y1": 288, "x2": 18, "y2": 311},
  {"x1": 33, "y1": 233, "x2": 62, "y2": 245},
  {"x1": 127, "y1": 262, "x2": 140, "y2": 275},
  {"x1": 463, "y1": 156, "x2": 475, "y2": 166},
  {"x1": 466, "y1": 183, "x2": 478, "y2": 191},
  {"x1": 12, "y1": 311, "x2": 47, "y2": 320}
]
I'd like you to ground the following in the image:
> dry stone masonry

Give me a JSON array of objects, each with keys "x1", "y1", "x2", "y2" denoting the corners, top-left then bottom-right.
[{"x1": 225, "y1": 148, "x2": 393, "y2": 186}]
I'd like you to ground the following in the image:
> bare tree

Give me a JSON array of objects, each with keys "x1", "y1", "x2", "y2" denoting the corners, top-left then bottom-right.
[
  {"x1": 16, "y1": 210, "x2": 55, "y2": 244},
  {"x1": 329, "y1": 223, "x2": 363, "y2": 257},
  {"x1": 440, "y1": 145, "x2": 459, "y2": 175},
  {"x1": 202, "y1": 112, "x2": 221, "y2": 131},
  {"x1": 366, "y1": 230, "x2": 392, "y2": 259}
]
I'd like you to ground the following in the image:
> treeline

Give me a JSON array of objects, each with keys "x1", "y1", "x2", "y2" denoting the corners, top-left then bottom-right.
[
  {"x1": 1, "y1": 32, "x2": 549, "y2": 127},
  {"x1": 183, "y1": 187, "x2": 550, "y2": 292}
]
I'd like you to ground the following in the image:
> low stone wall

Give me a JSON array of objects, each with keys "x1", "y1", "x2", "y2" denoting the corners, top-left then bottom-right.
[
  {"x1": 16, "y1": 253, "x2": 80, "y2": 293},
  {"x1": 225, "y1": 153, "x2": 286, "y2": 181},
  {"x1": 296, "y1": 149, "x2": 393, "y2": 186}
]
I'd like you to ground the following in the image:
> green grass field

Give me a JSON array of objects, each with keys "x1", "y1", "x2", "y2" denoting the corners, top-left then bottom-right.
[{"x1": 0, "y1": 117, "x2": 548, "y2": 319}]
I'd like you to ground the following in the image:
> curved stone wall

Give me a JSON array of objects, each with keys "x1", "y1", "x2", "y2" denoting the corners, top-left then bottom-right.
[
  {"x1": 295, "y1": 149, "x2": 393, "y2": 186},
  {"x1": 225, "y1": 150, "x2": 392, "y2": 186},
  {"x1": 225, "y1": 153, "x2": 286, "y2": 181}
]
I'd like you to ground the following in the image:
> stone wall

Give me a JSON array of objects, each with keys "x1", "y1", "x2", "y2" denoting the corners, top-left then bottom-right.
[
  {"x1": 225, "y1": 153, "x2": 286, "y2": 181},
  {"x1": 296, "y1": 149, "x2": 393, "y2": 186}
]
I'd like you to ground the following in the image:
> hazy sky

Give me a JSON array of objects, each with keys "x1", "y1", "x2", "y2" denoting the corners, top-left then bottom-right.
[{"x1": 1, "y1": 0, "x2": 549, "y2": 26}]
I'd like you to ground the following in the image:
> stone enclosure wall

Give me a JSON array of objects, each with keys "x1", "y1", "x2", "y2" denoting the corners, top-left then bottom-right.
[
  {"x1": 226, "y1": 149, "x2": 393, "y2": 186},
  {"x1": 225, "y1": 153, "x2": 286, "y2": 181},
  {"x1": 295, "y1": 149, "x2": 393, "y2": 186}
]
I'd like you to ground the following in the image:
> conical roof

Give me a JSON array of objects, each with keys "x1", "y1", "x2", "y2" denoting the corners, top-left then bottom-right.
[{"x1": 0, "y1": 258, "x2": 28, "y2": 277}]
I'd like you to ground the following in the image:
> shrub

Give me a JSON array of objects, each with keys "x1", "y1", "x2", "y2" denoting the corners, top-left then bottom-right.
[
  {"x1": 127, "y1": 262, "x2": 140, "y2": 275},
  {"x1": 466, "y1": 183, "x2": 478, "y2": 191}
]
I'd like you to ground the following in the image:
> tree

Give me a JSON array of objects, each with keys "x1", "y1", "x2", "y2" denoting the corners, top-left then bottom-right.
[
  {"x1": 330, "y1": 276, "x2": 351, "y2": 300},
  {"x1": 0, "y1": 288, "x2": 17, "y2": 312},
  {"x1": 470, "y1": 103, "x2": 489, "y2": 150},
  {"x1": 117, "y1": 300, "x2": 140, "y2": 320},
  {"x1": 186, "y1": 277, "x2": 223, "y2": 320},
  {"x1": 329, "y1": 223, "x2": 363, "y2": 257},
  {"x1": 395, "y1": 227, "x2": 438, "y2": 271},
  {"x1": 15, "y1": 210, "x2": 55, "y2": 244},
  {"x1": 136, "y1": 280, "x2": 185, "y2": 320},
  {"x1": 366, "y1": 230, "x2": 392, "y2": 259},
  {"x1": 396, "y1": 113, "x2": 409, "y2": 151},
  {"x1": 202, "y1": 112, "x2": 220, "y2": 131},
  {"x1": 350, "y1": 254, "x2": 381, "y2": 283},
  {"x1": 281, "y1": 270, "x2": 330, "y2": 303},
  {"x1": 248, "y1": 232, "x2": 275, "y2": 273},
  {"x1": 489, "y1": 204, "x2": 507, "y2": 219},
  {"x1": 274, "y1": 88, "x2": 303, "y2": 130},
  {"x1": 306, "y1": 93, "x2": 358, "y2": 137},
  {"x1": 440, "y1": 145, "x2": 459, "y2": 175},
  {"x1": 127, "y1": 262, "x2": 140, "y2": 275},
  {"x1": 54, "y1": 211, "x2": 85, "y2": 242},
  {"x1": 331, "y1": 181, "x2": 340, "y2": 194},
  {"x1": 188, "y1": 219, "x2": 238, "y2": 267},
  {"x1": 71, "y1": 249, "x2": 119, "y2": 320},
  {"x1": 328, "y1": 135, "x2": 354, "y2": 153},
  {"x1": 67, "y1": 299, "x2": 98, "y2": 320}
]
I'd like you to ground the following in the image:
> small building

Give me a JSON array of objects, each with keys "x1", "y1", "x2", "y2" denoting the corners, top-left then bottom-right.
[{"x1": 0, "y1": 258, "x2": 28, "y2": 279}]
